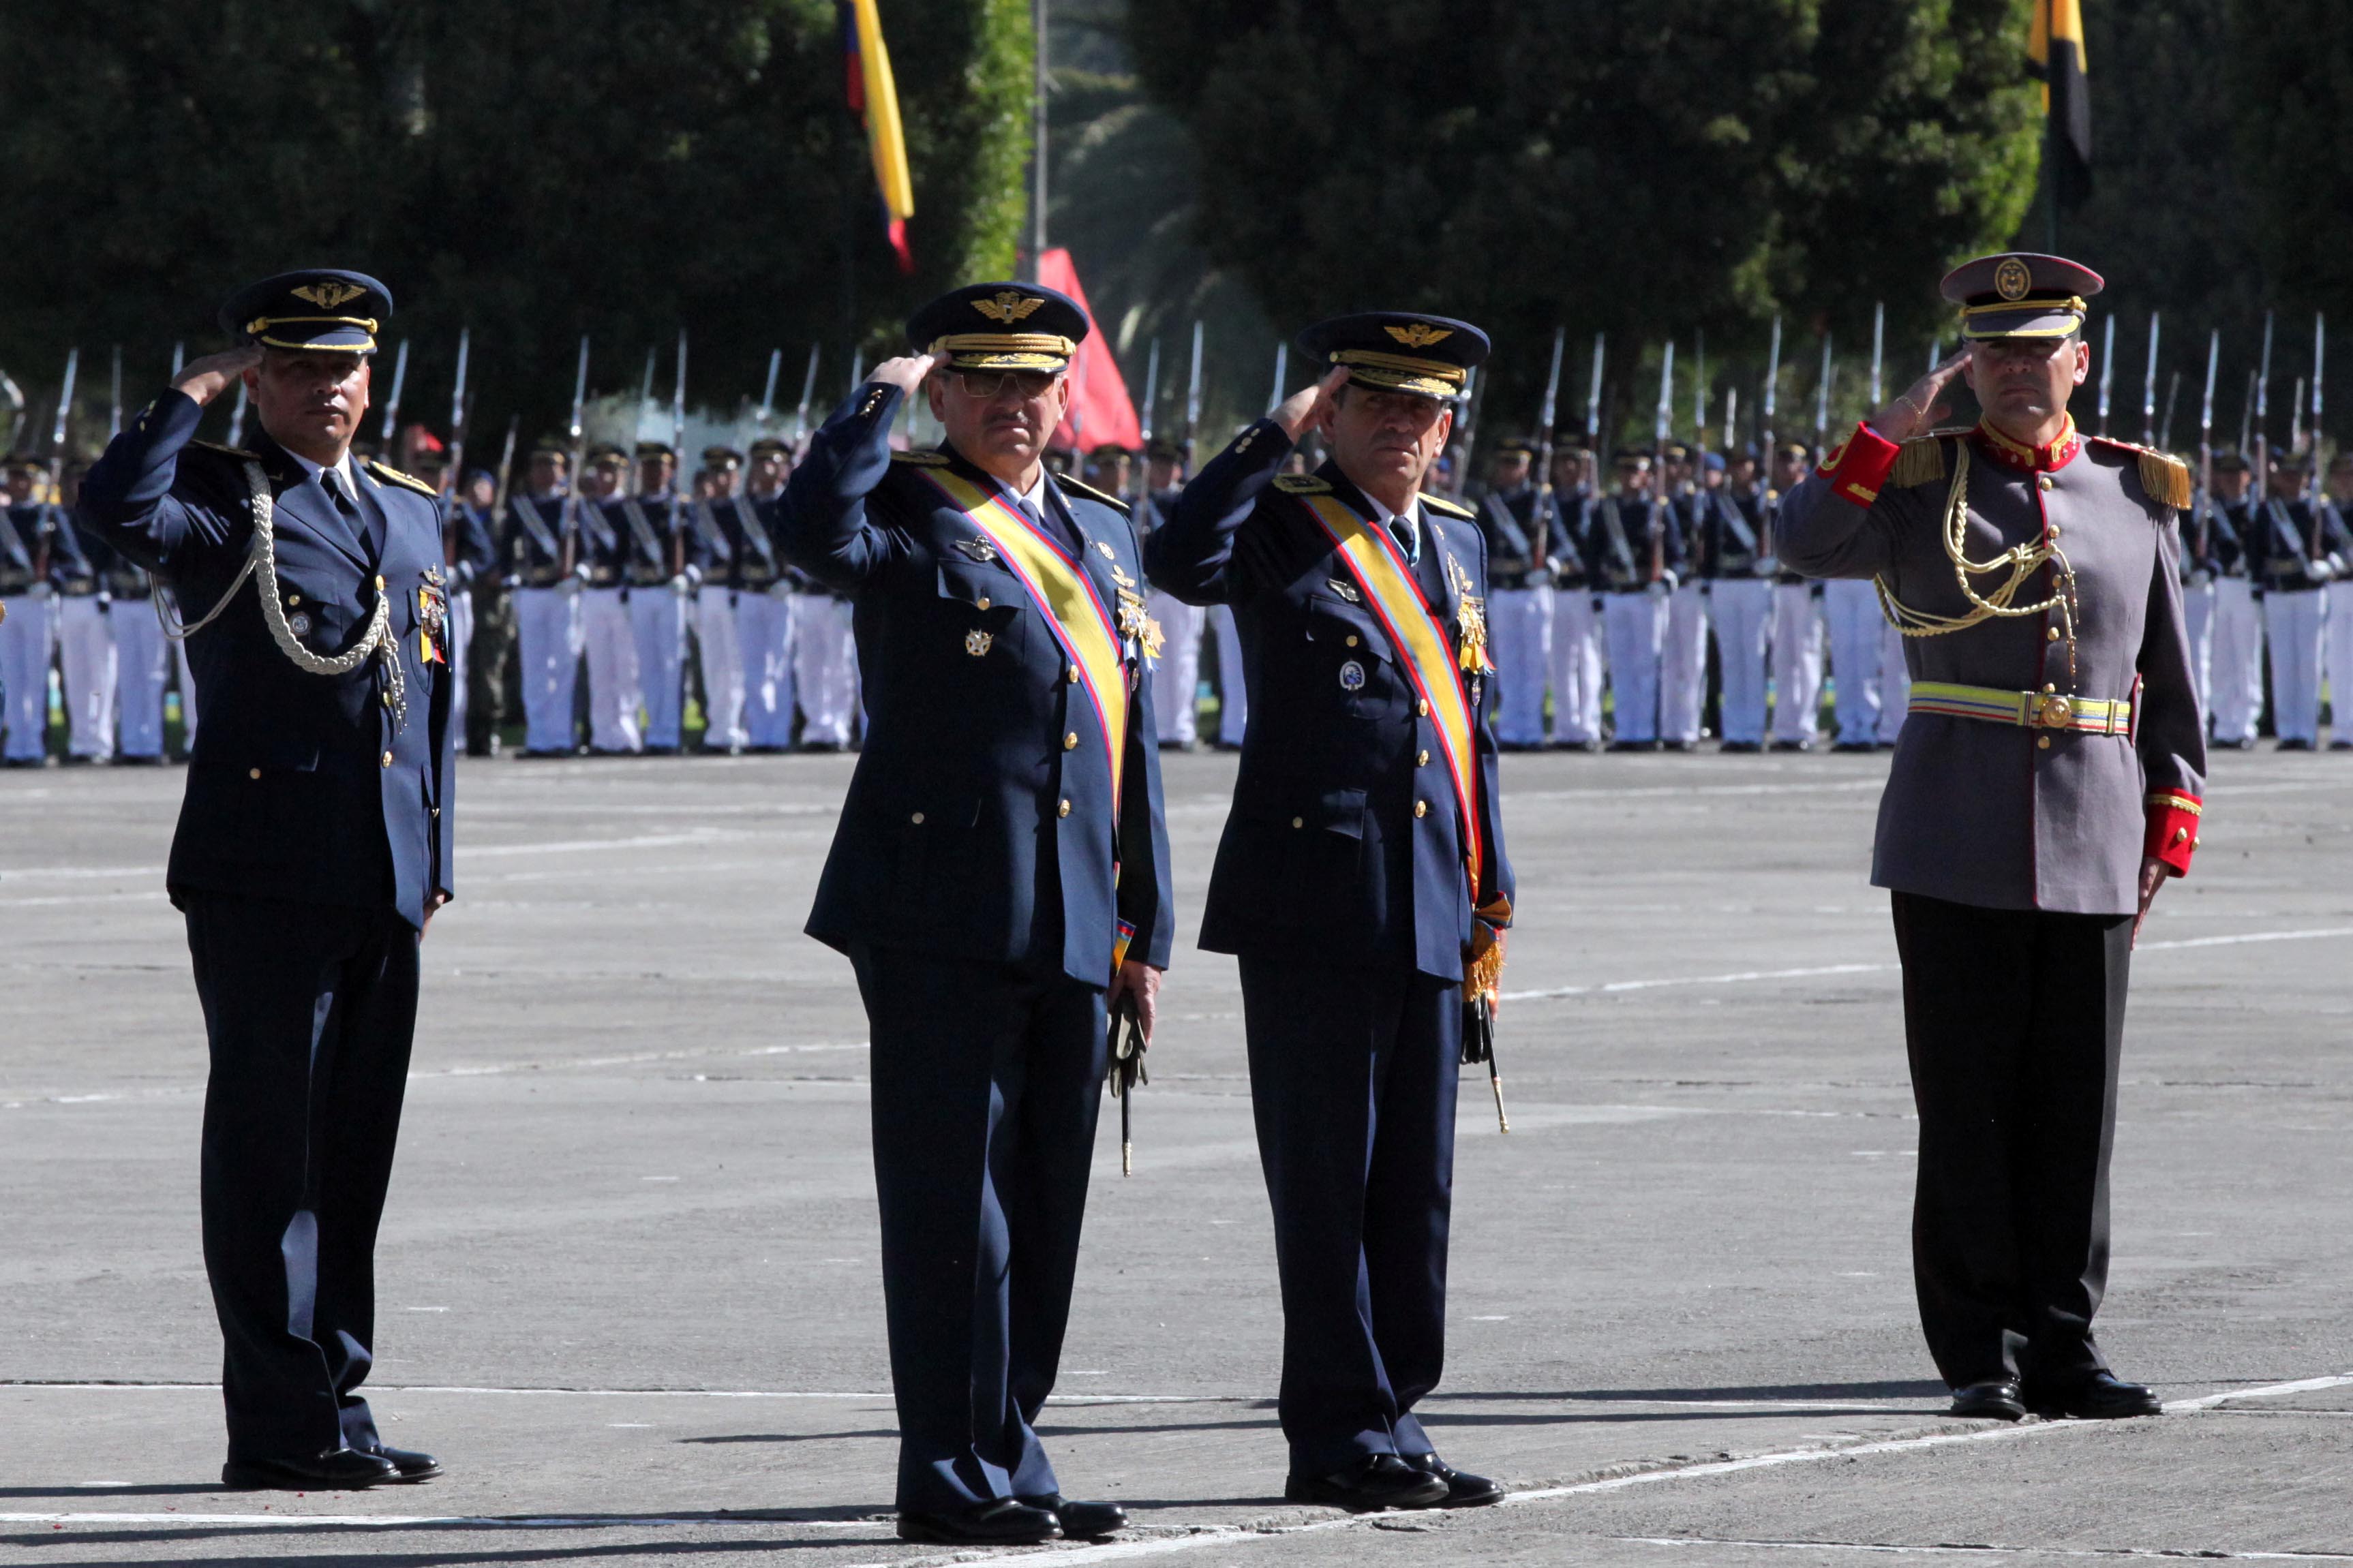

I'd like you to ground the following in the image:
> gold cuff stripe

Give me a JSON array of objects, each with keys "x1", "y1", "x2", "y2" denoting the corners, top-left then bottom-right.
[{"x1": 2146, "y1": 792, "x2": 2203, "y2": 816}]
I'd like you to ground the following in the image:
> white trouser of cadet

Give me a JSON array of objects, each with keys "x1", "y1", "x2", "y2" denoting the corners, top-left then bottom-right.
[
  {"x1": 446, "y1": 587, "x2": 474, "y2": 744},
  {"x1": 1710, "y1": 578, "x2": 1774, "y2": 746},
  {"x1": 795, "y1": 593, "x2": 860, "y2": 746},
  {"x1": 581, "y1": 586, "x2": 641, "y2": 752},
  {"x1": 1822, "y1": 577, "x2": 1886, "y2": 745},
  {"x1": 514, "y1": 586, "x2": 583, "y2": 754},
  {"x1": 1209, "y1": 602, "x2": 1247, "y2": 745},
  {"x1": 736, "y1": 587, "x2": 798, "y2": 749},
  {"x1": 2326, "y1": 586, "x2": 2353, "y2": 745},
  {"x1": 693, "y1": 585, "x2": 747, "y2": 750},
  {"x1": 57, "y1": 596, "x2": 117, "y2": 760},
  {"x1": 1659, "y1": 581, "x2": 1708, "y2": 744},
  {"x1": 0, "y1": 591, "x2": 55, "y2": 761},
  {"x1": 1602, "y1": 589, "x2": 1667, "y2": 743},
  {"x1": 1547, "y1": 586, "x2": 1604, "y2": 743},
  {"x1": 2181, "y1": 577, "x2": 2217, "y2": 722},
  {"x1": 629, "y1": 584, "x2": 687, "y2": 750},
  {"x1": 2264, "y1": 587, "x2": 2327, "y2": 745},
  {"x1": 1770, "y1": 583, "x2": 1825, "y2": 745},
  {"x1": 2211, "y1": 578, "x2": 2263, "y2": 745},
  {"x1": 1149, "y1": 590, "x2": 1205, "y2": 745},
  {"x1": 113, "y1": 594, "x2": 168, "y2": 759},
  {"x1": 1491, "y1": 585, "x2": 1553, "y2": 745},
  {"x1": 1877, "y1": 617, "x2": 1911, "y2": 743}
]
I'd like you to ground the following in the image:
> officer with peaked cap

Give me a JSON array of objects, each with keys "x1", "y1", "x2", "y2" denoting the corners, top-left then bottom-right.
[
  {"x1": 1779, "y1": 252, "x2": 2204, "y2": 1423},
  {"x1": 1148, "y1": 312, "x2": 1514, "y2": 1513},
  {"x1": 73, "y1": 269, "x2": 455, "y2": 1488},
  {"x1": 777, "y1": 281, "x2": 1172, "y2": 1548}
]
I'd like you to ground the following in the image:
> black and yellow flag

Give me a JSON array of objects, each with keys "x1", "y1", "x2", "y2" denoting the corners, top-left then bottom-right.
[{"x1": 2029, "y1": 0, "x2": 2092, "y2": 209}]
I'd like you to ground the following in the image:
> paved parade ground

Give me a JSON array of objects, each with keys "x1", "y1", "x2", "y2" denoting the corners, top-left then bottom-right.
[{"x1": 4, "y1": 748, "x2": 2352, "y2": 1565}]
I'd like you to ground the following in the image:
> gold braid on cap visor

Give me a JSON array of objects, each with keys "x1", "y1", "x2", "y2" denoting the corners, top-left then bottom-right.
[
  {"x1": 1330, "y1": 348, "x2": 1468, "y2": 388},
  {"x1": 1958, "y1": 296, "x2": 2086, "y2": 339},
  {"x1": 929, "y1": 333, "x2": 1078, "y2": 359},
  {"x1": 247, "y1": 314, "x2": 380, "y2": 350}
]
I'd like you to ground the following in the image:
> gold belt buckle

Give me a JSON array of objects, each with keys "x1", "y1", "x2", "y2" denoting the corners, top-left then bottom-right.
[{"x1": 2034, "y1": 692, "x2": 2075, "y2": 729}]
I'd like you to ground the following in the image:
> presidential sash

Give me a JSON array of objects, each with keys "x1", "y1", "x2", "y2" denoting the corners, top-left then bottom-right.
[
  {"x1": 1296, "y1": 491, "x2": 1487, "y2": 898},
  {"x1": 916, "y1": 467, "x2": 1131, "y2": 817}
]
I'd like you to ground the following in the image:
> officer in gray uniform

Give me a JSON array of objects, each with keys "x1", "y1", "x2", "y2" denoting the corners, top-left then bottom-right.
[{"x1": 1780, "y1": 252, "x2": 2204, "y2": 1424}]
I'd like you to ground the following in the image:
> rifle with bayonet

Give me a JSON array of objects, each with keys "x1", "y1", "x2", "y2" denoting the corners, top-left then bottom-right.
[
  {"x1": 376, "y1": 338, "x2": 409, "y2": 461},
  {"x1": 2198, "y1": 329, "x2": 2219, "y2": 570},
  {"x1": 1650, "y1": 341, "x2": 1673, "y2": 587},
  {"x1": 1758, "y1": 316, "x2": 1782, "y2": 569},
  {"x1": 47, "y1": 348, "x2": 78, "y2": 523},
  {"x1": 755, "y1": 348, "x2": 783, "y2": 444},
  {"x1": 442, "y1": 329, "x2": 472, "y2": 569},
  {"x1": 560, "y1": 335, "x2": 591, "y2": 581},
  {"x1": 1183, "y1": 320, "x2": 1205, "y2": 470},
  {"x1": 791, "y1": 343, "x2": 821, "y2": 454},
  {"x1": 2312, "y1": 313, "x2": 2328, "y2": 561},
  {"x1": 2096, "y1": 315, "x2": 2116, "y2": 438},
  {"x1": 2141, "y1": 312, "x2": 2161, "y2": 449},
  {"x1": 1132, "y1": 337, "x2": 1161, "y2": 516}
]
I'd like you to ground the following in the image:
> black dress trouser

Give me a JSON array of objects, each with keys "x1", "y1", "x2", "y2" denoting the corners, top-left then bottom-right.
[
  {"x1": 183, "y1": 892, "x2": 419, "y2": 1462},
  {"x1": 1889, "y1": 891, "x2": 2132, "y2": 1390}
]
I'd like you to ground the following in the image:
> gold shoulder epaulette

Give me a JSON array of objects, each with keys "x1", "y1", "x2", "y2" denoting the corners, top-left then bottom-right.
[
  {"x1": 2085, "y1": 435, "x2": 2192, "y2": 511},
  {"x1": 1055, "y1": 474, "x2": 1131, "y2": 514},
  {"x1": 189, "y1": 438, "x2": 260, "y2": 461},
  {"x1": 1272, "y1": 474, "x2": 1331, "y2": 494},
  {"x1": 366, "y1": 460, "x2": 440, "y2": 498},
  {"x1": 890, "y1": 448, "x2": 951, "y2": 467},
  {"x1": 1422, "y1": 493, "x2": 1475, "y2": 520},
  {"x1": 1887, "y1": 435, "x2": 1951, "y2": 491}
]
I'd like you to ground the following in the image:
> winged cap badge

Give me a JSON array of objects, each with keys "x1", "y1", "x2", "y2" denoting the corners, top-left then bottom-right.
[
  {"x1": 1385, "y1": 322, "x2": 1453, "y2": 349},
  {"x1": 972, "y1": 292, "x2": 1047, "y2": 324},
  {"x1": 292, "y1": 280, "x2": 368, "y2": 309}
]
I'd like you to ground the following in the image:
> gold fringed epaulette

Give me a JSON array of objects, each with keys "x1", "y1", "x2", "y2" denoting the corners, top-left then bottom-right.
[
  {"x1": 1272, "y1": 474, "x2": 1331, "y2": 495},
  {"x1": 1421, "y1": 493, "x2": 1476, "y2": 520},
  {"x1": 890, "y1": 448, "x2": 951, "y2": 466},
  {"x1": 366, "y1": 460, "x2": 440, "y2": 498},
  {"x1": 1887, "y1": 435, "x2": 1952, "y2": 491},
  {"x1": 1054, "y1": 474, "x2": 1130, "y2": 514},
  {"x1": 2137, "y1": 450, "x2": 2192, "y2": 511}
]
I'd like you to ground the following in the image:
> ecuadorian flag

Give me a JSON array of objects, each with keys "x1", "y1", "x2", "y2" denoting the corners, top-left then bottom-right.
[
  {"x1": 841, "y1": 0, "x2": 917, "y2": 273},
  {"x1": 2029, "y1": 0, "x2": 2092, "y2": 210}
]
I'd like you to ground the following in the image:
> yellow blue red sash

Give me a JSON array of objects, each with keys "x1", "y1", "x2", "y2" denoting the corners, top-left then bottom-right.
[
  {"x1": 1296, "y1": 491, "x2": 1485, "y2": 897},
  {"x1": 917, "y1": 467, "x2": 1130, "y2": 816}
]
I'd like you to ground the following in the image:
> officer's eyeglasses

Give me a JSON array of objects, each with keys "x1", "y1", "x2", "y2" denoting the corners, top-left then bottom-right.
[{"x1": 955, "y1": 370, "x2": 1060, "y2": 401}]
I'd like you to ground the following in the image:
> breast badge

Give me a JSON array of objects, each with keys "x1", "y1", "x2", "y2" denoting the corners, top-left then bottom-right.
[
  {"x1": 1326, "y1": 578, "x2": 1362, "y2": 604},
  {"x1": 1338, "y1": 659, "x2": 1367, "y2": 692},
  {"x1": 965, "y1": 628, "x2": 993, "y2": 658},
  {"x1": 416, "y1": 577, "x2": 449, "y2": 665},
  {"x1": 953, "y1": 538, "x2": 998, "y2": 564}
]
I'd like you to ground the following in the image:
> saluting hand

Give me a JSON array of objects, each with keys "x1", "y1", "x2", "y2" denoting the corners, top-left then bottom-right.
[
  {"x1": 172, "y1": 345, "x2": 264, "y2": 408},
  {"x1": 1273, "y1": 367, "x2": 1350, "y2": 442},
  {"x1": 869, "y1": 353, "x2": 938, "y2": 396},
  {"x1": 1872, "y1": 350, "x2": 1971, "y2": 444}
]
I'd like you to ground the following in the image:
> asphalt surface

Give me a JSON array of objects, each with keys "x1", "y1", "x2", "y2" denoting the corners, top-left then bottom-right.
[{"x1": 4, "y1": 743, "x2": 2350, "y2": 1565}]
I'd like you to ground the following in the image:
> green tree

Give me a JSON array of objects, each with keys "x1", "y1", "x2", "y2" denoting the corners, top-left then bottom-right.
[
  {"x1": 1129, "y1": 0, "x2": 2041, "y2": 452},
  {"x1": 0, "y1": 0, "x2": 1030, "y2": 454}
]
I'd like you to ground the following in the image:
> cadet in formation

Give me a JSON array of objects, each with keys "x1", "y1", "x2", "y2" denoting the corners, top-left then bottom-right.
[
  {"x1": 1591, "y1": 448, "x2": 1682, "y2": 749},
  {"x1": 778, "y1": 282, "x2": 1172, "y2": 1547},
  {"x1": 1139, "y1": 439, "x2": 1204, "y2": 748},
  {"x1": 1149, "y1": 313, "x2": 1512, "y2": 1512},
  {"x1": 73, "y1": 269, "x2": 457, "y2": 1487},
  {"x1": 1707, "y1": 445, "x2": 1776, "y2": 750},
  {"x1": 736, "y1": 435, "x2": 801, "y2": 750},
  {"x1": 2243, "y1": 448, "x2": 2351, "y2": 750},
  {"x1": 685, "y1": 444, "x2": 749, "y2": 753},
  {"x1": 1, "y1": 458, "x2": 56, "y2": 764},
  {"x1": 1764, "y1": 442, "x2": 1825, "y2": 750},
  {"x1": 1475, "y1": 439, "x2": 1554, "y2": 749},
  {"x1": 502, "y1": 440, "x2": 583, "y2": 756},
  {"x1": 1544, "y1": 446, "x2": 1606, "y2": 749},
  {"x1": 1782, "y1": 251, "x2": 2204, "y2": 1423},
  {"x1": 1660, "y1": 444, "x2": 1714, "y2": 749}
]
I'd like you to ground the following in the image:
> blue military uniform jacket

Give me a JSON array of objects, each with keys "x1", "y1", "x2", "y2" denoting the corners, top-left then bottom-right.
[
  {"x1": 74, "y1": 388, "x2": 457, "y2": 928},
  {"x1": 1587, "y1": 492, "x2": 1685, "y2": 591},
  {"x1": 2239, "y1": 495, "x2": 2353, "y2": 591},
  {"x1": 501, "y1": 491, "x2": 573, "y2": 587},
  {"x1": 446, "y1": 499, "x2": 499, "y2": 594},
  {"x1": 1, "y1": 501, "x2": 52, "y2": 594},
  {"x1": 1144, "y1": 420, "x2": 1513, "y2": 983},
  {"x1": 1545, "y1": 487, "x2": 1593, "y2": 589},
  {"x1": 1476, "y1": 485, "x2": 1551, "y2": 588},
  {"x1": 776, "y1": 382, "x2": 1174, "y2": 987}
]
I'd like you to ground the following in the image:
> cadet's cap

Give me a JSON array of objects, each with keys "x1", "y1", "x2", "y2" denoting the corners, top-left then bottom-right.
[
  {"x1": 2274, "y1": 446, "x2": 2313, "y2": 473},
  {"x1": 3, "y1": 455, "x2": 42, "y2": 476},
  {"x1": 1144, "y1": 436, "x2": 1185, "y2": 463},
  {"x1": 219, "y1": 269, "x2": 391, "y2": 354},
  {"x1": 1775, "y1": 440, "x2": 1813, "y2": 461},
  {"x1": 586, "y1": 442, "x2": 629, "y2": 466},
  {"x1": 1296, "y1": 312, "x2": 1489, "y2": 401},
  {"x1": 1087, "y1": 442, "x2": 1132, "y2": 461},
  {"x1": 1556, "y1": 445, "x2": 1596, "y2": 464},
  {"x1": 2212, "y1": 448, "x2": 2250, "y2": 474},
  {"x1": 635, "y1": 441, "x2": 676, "y2": 463},
  {"x1": 907, "y1": 282, "x2": 1088, "y2": 373},
  {"x1": 1493, "y1": 437, "x2": 1538, "y2": 461},
  {"x1": 1699, "y1": 450, "x2": 1726, "y2": 473},
  {"x1": 1940, "y1": 252, "x2": 2104, "y2": 341},
  {"x1": 527, "y1": 437, "x2": 572, "y2": 461},
  {"x1": 1613, "y1": 447, "x2": 1654, "y2": 467},
  {"x1": 747, "y1": 436, "x2": 791, "y2": 457},
  {"x1": 1731, "y1": 442, "x2": 1762, "y2": 462},
  {"x1": 702, "y1": 445, "x2": 743, "y2": 467},
  {"x1": 1661, "y1": 441, "x2": 1692, "y2": 463}
]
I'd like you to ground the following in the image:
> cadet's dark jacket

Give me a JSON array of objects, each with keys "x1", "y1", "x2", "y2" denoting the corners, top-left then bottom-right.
[
  {"x1": 446, "y1": 499, "x2": 500, "y2": 594},
  {"x1": 776, "y1": 383, "x2": 1173, "y2": 987},
  {"x1": 1, "y1": 502, "x2": 52, "y2": 593},
  {"x1": 1544, "y1": 487, "x2": 1592, "y2": 587},
  {"x1": 2238, "y1": 495, "x2": 2353, "y2": 591},
  {"x1": 681, "y1": 495, "x2": 738, "y2": 586},
  {"x1": 1144, "y1": 419, "x2": 1513, "y2": 984},
  {"x1": 1585, "y1": 492, "x2": 1684, "y2": 592},
  {"x1": 735, "y1": 492, "x2": 796, "y2": 590},
  {"x1": 501, "y1": 491, "x2": 573, "y2": 587},
  {"x1": 1705, "y1": 488, "x2": 1771, "y2": 579},
  {"x1": 1476, "y1": 485, "x2": 1550, "y2": 587},
  {"x1": 574, "y1": 493, "x2": 629, "y2": 585},
  {"x1": 1780, "y1": 421, "x2": 2205, "y2": 917},
  {"x1": 74, "y1": 388, "x2": 456, "y2": 928},
  {"x1": 611, "y1": 491, "x2": 682, "y2": 587}
]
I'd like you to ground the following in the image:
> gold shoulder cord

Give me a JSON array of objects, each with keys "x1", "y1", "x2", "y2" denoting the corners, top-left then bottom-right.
[{"x1": 1874, "y1": 442, "x2": 2080, "y2": 686}]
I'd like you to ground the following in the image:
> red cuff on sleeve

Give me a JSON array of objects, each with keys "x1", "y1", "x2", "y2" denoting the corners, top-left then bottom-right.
[
  {"x1": 2144, "y1": 790, "x2": 2203, "y2": 876},
  {"x1": 1819, "y1": 420, "x2": 1902, "y2": 507}
]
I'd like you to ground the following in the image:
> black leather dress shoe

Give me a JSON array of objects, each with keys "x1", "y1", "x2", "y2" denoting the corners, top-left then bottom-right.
[
  {"x1": 1947, "y1": 1379, "x2": 2026, "y2": 1421},
  {"x1": 1285, "y1": 1454, "x2": 1449, "y2": 1513},
  {"x1": 2027, "y1": 1371, "x2": 2163, "y2": 1419},
  {"x1": 1019, "y1": 1493, "x2": 1126, "y2": 1538},
  {"x1": 222, "y1": 1448, "x2": 399, "y2": 1490},
  {"x1": 895, "y1": 1498, "x2": 1059, "y2": 1545},
  {"x1": 360, "y1": 1443, "x2": 443, "y2": 1481},
  {"x1": 1400, "y1": 1452, "x2": 1505, "y2": 1507}
]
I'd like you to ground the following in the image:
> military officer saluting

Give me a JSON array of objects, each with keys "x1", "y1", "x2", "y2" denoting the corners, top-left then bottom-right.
[
  {"x1": 1147, "y1": 314, "x2": 1513, "y2": 1513},
  {"x1": 1780, "y1": 252, "x2": 2205, "y2": 1424},
  {"x1": 72, "y1": 270, "x2": 456, "y2": 1488},
  {"x1": 777, "y1": 283, "x2": 1173, "y2": 1548}
]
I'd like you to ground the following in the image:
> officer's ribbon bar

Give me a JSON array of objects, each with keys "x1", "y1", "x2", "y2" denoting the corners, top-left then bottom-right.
[
  {"x1": 915, "y1": 467, "x2": 1129, "y2": 817},
  {"x1": 1296, "y1": 491, "x2": 1486, "y2": 897}
]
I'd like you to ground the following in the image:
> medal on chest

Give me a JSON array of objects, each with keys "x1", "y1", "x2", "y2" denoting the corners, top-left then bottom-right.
[{"x1": 416, "y1": 566, "x2": 449, "y2": 664}]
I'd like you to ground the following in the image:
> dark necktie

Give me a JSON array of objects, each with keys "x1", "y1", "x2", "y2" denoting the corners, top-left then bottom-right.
[
  {"x1": 1390, "y1": 510, "x2": 1416, "y2": 562},
  {"x1": 320, "y1": 466, "x2": 356, "y2": 517}
]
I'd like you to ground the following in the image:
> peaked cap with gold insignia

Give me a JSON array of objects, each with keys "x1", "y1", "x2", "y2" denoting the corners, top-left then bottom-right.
[
  {"x1": 218, "y1": 268, "x2": 392, "y2": 354},
  {"x1": 1941, "y1": 251, "x2": 2104, "y2": 342},
  {"x1": 907, "y1": 281, "x2": 1090, "y2": 373},
  {"x1": 1297, "y1": 311, "x2": 1491, "y2": 401}
]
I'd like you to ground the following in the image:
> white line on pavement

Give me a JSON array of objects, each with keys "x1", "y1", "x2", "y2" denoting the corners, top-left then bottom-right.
[{"x1": 1615, "y1": 1539, "x2": 2353, "y2": 1561}]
